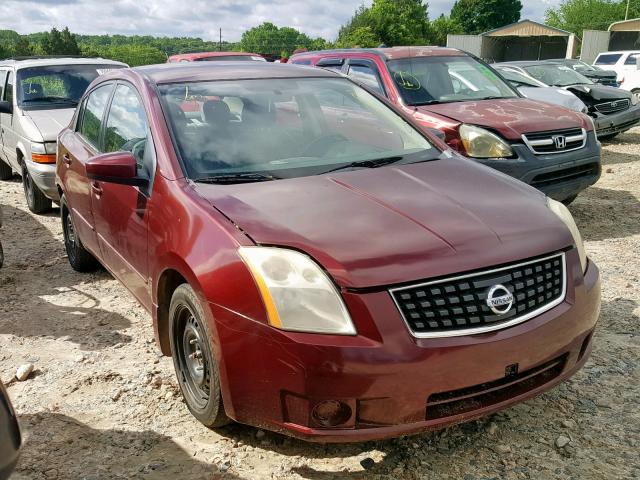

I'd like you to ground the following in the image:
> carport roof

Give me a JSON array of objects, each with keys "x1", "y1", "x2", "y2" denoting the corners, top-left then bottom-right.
[
  {"x1": 481, "y1": 20, "x2": 573, "y2": 37},
  {"x1": 609, "y1": 18, "x2": 640, "y2": 31}
]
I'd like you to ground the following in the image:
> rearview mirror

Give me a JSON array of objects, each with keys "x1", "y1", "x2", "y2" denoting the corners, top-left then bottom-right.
[
  {"x1": 0, "y1": 101, "x2": 12, "y2": 115},
  {"x1": 86, "y1": 152, "x2": 148, "y2": 187}
]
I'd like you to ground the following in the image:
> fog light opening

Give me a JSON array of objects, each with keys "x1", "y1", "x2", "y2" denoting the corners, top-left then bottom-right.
[{"x1": 311, "y1": 400, "x2": 352, "y2": 428}]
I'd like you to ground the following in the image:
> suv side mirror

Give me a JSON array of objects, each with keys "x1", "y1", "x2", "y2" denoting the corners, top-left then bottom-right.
[
  {"x1": 86, "y1": 151, "x2": 148, "y2": 187},
  {"x1": 0, "y1": 101, "x2": 12, "y2": 115}
]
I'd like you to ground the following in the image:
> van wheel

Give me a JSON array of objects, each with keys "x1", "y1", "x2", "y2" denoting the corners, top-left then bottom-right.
[
  {"x1": 170, "y1": 284, "x2": 231, "y2": 429},
  {"x1": 22, "y1": 164, "x2": 51, "y2": 214},
  {"x1": 0, "y1": 160, "x2": 12, "y2": 180},
  {"x1": 61, "y1": 198, "x2": 100, "y2": 272}
]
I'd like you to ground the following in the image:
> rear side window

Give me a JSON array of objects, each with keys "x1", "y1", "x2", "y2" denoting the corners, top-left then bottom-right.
[
  {"x1": 624, "y1": 53, "x2": 640, "y2": 65},
  {"x1": 347, "y1": 65, "x2": 384, "y2": 94},
  {"x1": 4, "y1": 71, "x2": 13, "y2": 103},
  {"x1": 78, "y1": 84, "x2": 113, "y2": 149},
  {"x1": 104, "y1": 84, "x2": 149, "y2": 169},
  {"x1": 0, "y1": 70, "x2": 7, "y2": 100},
  {"x1": 595, "y1": 53, "x2": 623, "y2": 65}
]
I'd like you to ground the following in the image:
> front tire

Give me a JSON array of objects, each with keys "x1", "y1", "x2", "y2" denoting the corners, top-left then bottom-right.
[
  {"x1": 169, "y1": 284, "x2": 230, "y2": 429},
  {"x1": 0, "y1": 160, "x2": 12, "y2": 180},
  {"x1": 61, "y1": 197, "x2": 100, "y2": 272},
  {"x1": 22, "y1": 164, "x2": 51, "y2": 214}
]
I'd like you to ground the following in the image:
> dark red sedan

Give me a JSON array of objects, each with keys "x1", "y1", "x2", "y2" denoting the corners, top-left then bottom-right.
[{"x1": 55, "y1": 62, "x2": 601, "y2": 442}]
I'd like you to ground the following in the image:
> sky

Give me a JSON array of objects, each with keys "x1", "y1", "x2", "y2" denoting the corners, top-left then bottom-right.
[{"x1": 0, "y1": 0, "x2": 562, "y2": 42}]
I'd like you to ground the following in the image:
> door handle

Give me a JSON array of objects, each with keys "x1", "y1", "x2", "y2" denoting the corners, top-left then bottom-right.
[
  {"x1": 91, "y1": 181, "x2": 103, "y2": 196},
  {"x1": 62, "y1": 154, "x2": 72, "y2": 166}
]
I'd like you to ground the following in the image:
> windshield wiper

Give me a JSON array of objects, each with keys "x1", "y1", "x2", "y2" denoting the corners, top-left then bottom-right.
[
  {"x1": 22, "y1": 97, "x2": 78, "y2": 106},
  {"x1": 194, "y1": 172, "x2": 281, "y2": 184},
  {"x1": 320, "y1": 156, "x2": 404, "y2": 174}
]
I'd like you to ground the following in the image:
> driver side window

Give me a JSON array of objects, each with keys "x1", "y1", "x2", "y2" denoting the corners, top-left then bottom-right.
[{"x1": 104, "y1": 84, "x2": 150, "y2": 171}]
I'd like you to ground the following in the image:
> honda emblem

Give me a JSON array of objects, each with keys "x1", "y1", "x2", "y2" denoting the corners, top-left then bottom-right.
[{"x1": 552, "y1": 135, "x2": 567, "y2": 149}]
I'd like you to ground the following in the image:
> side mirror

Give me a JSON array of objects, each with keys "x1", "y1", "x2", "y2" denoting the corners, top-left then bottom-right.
[
  {"x1": 0, "y1": 101, "x2": 12, "y2": 115},
  {"x1": 86, "y1": 151, "x2": 147, "y2": 187},
  {"x1": 427, "y1": 127, "x2": 446, "y2": 142}
]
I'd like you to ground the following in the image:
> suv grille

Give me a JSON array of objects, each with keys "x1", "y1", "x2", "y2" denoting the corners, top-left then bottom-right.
[
  {"x1": 595, "y1": 98, "x2": 630, "y2": 114},
  {"x1": 531, "y1": 162, "x2": 600, "y2": 188},
  {"x1": 390, "y1": 253, "x2": 566, "y2": 338},
  {"x1": 522, "y1": 128, "x2": 586, "y2": 154}
]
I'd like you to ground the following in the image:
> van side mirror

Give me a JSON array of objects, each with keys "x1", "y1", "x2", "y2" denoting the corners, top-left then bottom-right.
[
  {"x1": 86, "y1": 151, "x2": 148, "y2": 187},
  {"x1": 0, "y1": 101, "x2": 12, "y2": 115}
]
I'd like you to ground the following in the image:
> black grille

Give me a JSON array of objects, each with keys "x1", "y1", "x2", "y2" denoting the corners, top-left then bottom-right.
[
  {"x1": 390, "y1": 253, "x2": 565, "y2": 336},
  {"x1": 595, "y1": 99, "x2": 630, "y2": 114},
  {"x1": 531, "y1": 162, "x2": 600, "y2": 188},
  {"x1": 522, "y1": 127, "x2": 585, "y2": 154}
]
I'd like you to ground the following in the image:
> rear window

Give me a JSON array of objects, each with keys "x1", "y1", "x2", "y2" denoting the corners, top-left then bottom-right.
[{"x1": 595, "y1": 54, "x2": 623, "y2": 65}]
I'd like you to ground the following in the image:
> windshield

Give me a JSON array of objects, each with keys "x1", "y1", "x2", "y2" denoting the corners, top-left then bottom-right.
[
  {"x1": 496, "y1": 68, "x2": 546, "y2": 88},
  {"x1": 159, "y1": 77, "x2": 436, "y2": 181},
  {"x1": 523, "y1": 64, "x2": 593, "y2": 87},
  {"x1": 387, "y1": 56, "x2": 518, "y2": 106},
  {"x1": 570, "y1": 61, "x2": 596, "y2": 73},
  {"x1": 17, "y1": 64, "x2": 123, "y2": 109}
]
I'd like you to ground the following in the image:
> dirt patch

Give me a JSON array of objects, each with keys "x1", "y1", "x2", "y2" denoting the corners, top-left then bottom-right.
[{"x1": 1, "y1": 131, "x2": 638, "y2": 479}]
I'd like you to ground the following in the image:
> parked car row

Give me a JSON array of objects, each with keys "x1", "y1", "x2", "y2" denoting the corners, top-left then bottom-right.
[{"x1": 0, "y1": 51, "x2": 602, "y2": 444}]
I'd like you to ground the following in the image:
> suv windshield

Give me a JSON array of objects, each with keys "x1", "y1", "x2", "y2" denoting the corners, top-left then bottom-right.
[
  {"x1": 159, "y1": 77, "x2": 437, "y2": 181},
  {"x1": 17, "y1": 64, "x2": 123, "y2": 109},
  {"x1": 523, "y1": 64, "x2": 593, "y2": 87},
  {"x1": 387, "y1": 56, "x2": 518, "y2": 106}
]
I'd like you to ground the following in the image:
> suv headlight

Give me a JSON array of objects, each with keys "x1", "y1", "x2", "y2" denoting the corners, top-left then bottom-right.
[
  {"x1": 547, "y1": 197, "x2": 588, "y2": 272},
  {"x1": 239, "y1": 247, "x2": 356, "y2": 335},
  {"x1": 631, "y1": 94, "x2": 638, "y2": 106},
  {"x1": 31, "y1": 142, "x2": 56, "y2": 154},
  {"x1": 459, "y1": 124, "x2": 513, "y2": 158}
]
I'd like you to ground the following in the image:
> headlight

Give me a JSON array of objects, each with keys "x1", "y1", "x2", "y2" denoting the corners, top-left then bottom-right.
[
  {"x1": 547, "y1": 197, "x2": 588, "y2": 272},
  {"x1": 631, "y1": 94, "x2": 638, "y2": 106},
  {"x1": 459, "y1": 124, "x2": 513, "y2": 158},
  {"x1": 31, "y1": 142, "x2": 56, "y2": 154},
  {"x1": 239, "y1": 247, "x2": 356, "y2": 335}
]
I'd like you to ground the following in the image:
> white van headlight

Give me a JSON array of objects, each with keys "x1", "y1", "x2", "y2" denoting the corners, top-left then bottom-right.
[
  {"x1": 547, "y1": 197, "x2": 588, "y2": 272},
  {"x1": 239, "y1": 247, "x2": 356, "y2": 335},
  {"x1": 459, "y1": 124, "x2": 513, "y2": 158}
]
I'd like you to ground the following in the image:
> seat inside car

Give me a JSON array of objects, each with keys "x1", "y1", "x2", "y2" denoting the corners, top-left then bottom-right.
[{"x1": 203, "y1": 99, "x2": 232, "y2": 133}]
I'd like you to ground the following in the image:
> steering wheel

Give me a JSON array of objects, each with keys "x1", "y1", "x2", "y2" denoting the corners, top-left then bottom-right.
[{"x1": 302, "y1": 133, "x2": 350, "y2": 157}]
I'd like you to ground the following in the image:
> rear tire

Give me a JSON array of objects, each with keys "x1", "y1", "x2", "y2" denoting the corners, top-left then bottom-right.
[
  {"x1": 61, "y1": 197, "x2": 100, "y2": 272},
  {"x1": 22, "y1": 163, "x2": 51, "y2": 214},
  {"x1": 0, "y1": 160, "x2": 12, "y2": 181},
  {"x1": 170, "y1": 284, "x2": 231, "y2": 429}
]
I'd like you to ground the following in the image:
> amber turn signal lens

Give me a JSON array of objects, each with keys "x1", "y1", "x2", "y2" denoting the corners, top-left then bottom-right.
[{"x1": 31, "y1": 154, "x2": 56, "y2": 164}]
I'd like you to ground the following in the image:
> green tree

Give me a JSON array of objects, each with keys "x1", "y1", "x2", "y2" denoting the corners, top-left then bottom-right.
[
  {"x1": 545, "y1": 0, "x2": 639, "y2": 35},
  {"x1": 429, "y1": 15, "x2": 465, "y2": 46},
  {"x1": 337, "y1": 0, "x2": 430, "y2": 47},
  {"x1": 80, "y1": 44, "x2": 166, "y2": 66},
  {"x1": 41, "y1": 27, "x2": 80, "y2": 55},
  {"x1": 451, "y1": 0, "x2": 522, "y2": 34},
  {"x1": 239, "y1": 22, "x2": 316, "y2": 56},
  {"x1": 13, "y1": 37, "x2": 33, "y2": 56}
]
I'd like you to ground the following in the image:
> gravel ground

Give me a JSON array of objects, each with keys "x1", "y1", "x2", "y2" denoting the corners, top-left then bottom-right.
[{"x1": 0, "y1": 129, "x2": 638, "y2": 480}]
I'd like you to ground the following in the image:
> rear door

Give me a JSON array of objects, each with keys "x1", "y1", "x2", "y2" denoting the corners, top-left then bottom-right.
[
  {"x1": 91, "y1": 82, "x2": 155, "y2": 309},
  {"x1": 0, "y1": 69, "x2": 8, "y2": 163},
  {"x1": 59, "y1": 82, "x2": 114, "y2": 257}
]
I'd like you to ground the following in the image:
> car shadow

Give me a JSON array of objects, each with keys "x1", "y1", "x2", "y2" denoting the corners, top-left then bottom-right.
[
  {"x1": 0, "y1": 203, "x2": 132, "y2": 350},
  {"x1": 569, "y1": 186, "x2": 640, "y2": 242},
  {"x1": 15, "y1": 412, "x2": 239, "y2": 479}
]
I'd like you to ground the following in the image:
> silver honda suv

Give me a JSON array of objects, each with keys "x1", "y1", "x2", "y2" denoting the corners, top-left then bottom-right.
[{"x1": 0, "y1": 57, "x2": 127, "y2": 213}]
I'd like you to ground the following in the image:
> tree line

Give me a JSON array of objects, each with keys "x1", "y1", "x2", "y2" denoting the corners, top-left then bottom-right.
[{"x1": 0, "y1": 0, "x2": 635, "y2": 66}]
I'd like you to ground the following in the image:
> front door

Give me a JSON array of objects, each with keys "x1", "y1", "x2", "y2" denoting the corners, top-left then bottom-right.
[{"x1": 91, "y1": 82, "x2": 155, "y2": 310}]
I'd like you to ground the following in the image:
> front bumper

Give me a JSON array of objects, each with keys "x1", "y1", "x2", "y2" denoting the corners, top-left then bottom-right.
[
  {"x1": 592, "y1": 105, "x2": 640, "y2": 137},
  {"x1": 24, "y1": 158, "x2": 59, "y2": 201},
  {"x1": 209, "y1": 249, "x2": 600, "y2": 442},
  {"x1": 476, "y1": 131, "x2": 601, "y2": 202}
]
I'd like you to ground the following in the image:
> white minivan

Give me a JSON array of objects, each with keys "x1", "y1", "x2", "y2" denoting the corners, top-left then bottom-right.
[
  {"x1": 0, "y1": 57, "x2": 127, "y2": 213},
  {"x1": 593, "y1": 50, "x2": 640, "y2": 98}
]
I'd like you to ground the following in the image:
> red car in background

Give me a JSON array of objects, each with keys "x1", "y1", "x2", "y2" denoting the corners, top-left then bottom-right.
[
  {"x1": 291, "y1": 47, "x2": 602, "y2": 204},
  {"x1": 167, "y1": 51, "x2": 266, "y2": 63},
  {"x1": 56, "y1": 62, "x2": 600, "y2": 442}
]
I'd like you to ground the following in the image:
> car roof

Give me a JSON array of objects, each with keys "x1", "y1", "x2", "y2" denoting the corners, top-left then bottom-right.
[
  {"x1": 132, "y1": 61, "x2": 342, "y2": 84},
  {"x1": 0, "y1": 56, "x2": 128, "y2": 69},
  {"x1": 168, "y1": 51, "x2": 262, "y2": 61},
  {"x1": 292, "y1": 46, "x2": 466, "y2": 61}
]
